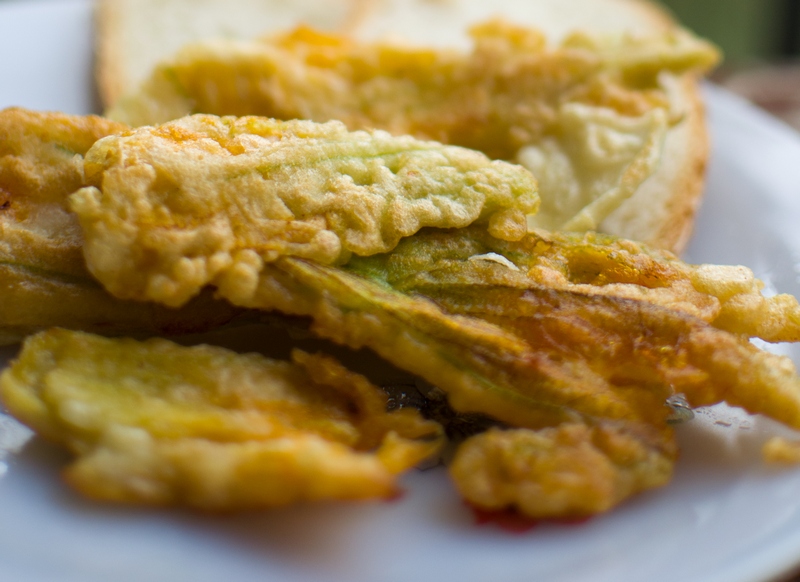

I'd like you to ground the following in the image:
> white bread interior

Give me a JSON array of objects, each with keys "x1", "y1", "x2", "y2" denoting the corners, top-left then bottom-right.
[{"x1": 95, "y1": 0, "x2": 711, "y2": 254}]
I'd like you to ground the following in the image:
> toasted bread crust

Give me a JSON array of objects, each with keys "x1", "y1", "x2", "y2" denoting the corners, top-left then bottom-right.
[
  {"x1": 655, "y1": 77, "x2": 710, "y2": 253},
  {"x1": 95, "y1": 0, "x2": 126, "y2": 109},
  {"x1": 601, "y1": 75, "x2": 709, "y2": 254}
]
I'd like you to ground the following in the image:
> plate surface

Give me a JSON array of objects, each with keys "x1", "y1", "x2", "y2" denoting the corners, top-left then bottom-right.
[{"x1": 3, "y1": 1, "x2": 800, "y2": 581}]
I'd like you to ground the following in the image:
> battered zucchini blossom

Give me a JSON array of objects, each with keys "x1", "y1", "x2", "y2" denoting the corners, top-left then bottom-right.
[
  {"x1": 0, "y1": 108, "x2": 243, "y2": 345},
  {"x1": 0, "y1": 329, "x2": 443, "y2": 509},
  {"x1": 71, "y1": 114, "x2": 539, "y2": 306}
]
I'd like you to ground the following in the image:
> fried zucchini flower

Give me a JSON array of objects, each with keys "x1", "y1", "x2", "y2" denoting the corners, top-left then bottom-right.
[
  {"x1": 255, "y1": 241, "x2": 800, "y2": 517},
  {"x1": 0, "y1": 329, "x2": 443, "y2": 508},
  {"x1": 71, "y1": 114, "x2": 539, "y2": 306},
  {"x1": 0, "y1": 108, "x2": 243, "y2": 345}
]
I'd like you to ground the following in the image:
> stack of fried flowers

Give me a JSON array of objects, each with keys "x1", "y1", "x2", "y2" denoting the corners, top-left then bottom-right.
[{"x1": 5, "y1": 22, "x2": 800, "y2": 520}]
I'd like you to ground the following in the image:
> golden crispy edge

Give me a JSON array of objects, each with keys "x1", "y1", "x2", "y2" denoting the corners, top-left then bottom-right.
[{"x1": 0, "y1": 329, "x2": 444, "y2": 508}]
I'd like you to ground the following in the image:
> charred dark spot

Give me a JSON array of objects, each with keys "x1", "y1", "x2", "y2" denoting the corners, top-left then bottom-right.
[
  {"x1": 343, "y1": 400, "x2": 360, "y2": 415},
  {"x1": 0, "y1": 184, "x2": 11, "y2": 211},
  {"x1": 383, "y1": 380, "x2": 505, "y2": 440},
  {"x1": 384, "y1": 383, "x2": 429, "y2": 412}
]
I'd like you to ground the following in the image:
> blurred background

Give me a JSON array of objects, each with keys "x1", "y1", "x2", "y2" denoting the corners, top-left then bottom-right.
[
  {"x1": 659, "y1": 0, "x2": 796, "y2": 63},
  {"x1": 658, "y1": 0, "x2": 800, "y2": 130}
]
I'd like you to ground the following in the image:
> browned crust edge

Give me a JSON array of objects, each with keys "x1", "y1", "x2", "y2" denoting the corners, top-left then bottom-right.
[
  {"x1": 652, "y1": 77, "x2": 709, "y2": 254},
  {"x1": 95, "y1": 0, "x2": 130, "y2": 108}
]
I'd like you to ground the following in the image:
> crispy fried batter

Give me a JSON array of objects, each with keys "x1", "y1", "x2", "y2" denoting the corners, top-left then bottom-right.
[
  {"x1": 239, "y1": 252, "x2": 800, "y2": 430},
  {"x1": 107, "y1": 21, "x2": 717, "y2": 233},
  {"x1": 0, "y1": 329, "x2": 442, "y2": 508},
  {"x1": 0, "y1": 108, "x2": 244, "y2": 344},
  {"x1": 71, "y1": 114, "x2": 538, "y2": 306},
  {"x1": 450, "y1": 424, "x2": 672, "y2": 518},
  {"x1": 350, "y1": 227, "x2": 800, "y2": 342},
  {"x1": 345, "y1": 227, "x2": 800, "y2": 418},
  {"x1": 341, "y1": 228, "x2": 800, "y2": 514},
  {"x1": 0, "y1": 108, "x2": 124, "y2": 283}
]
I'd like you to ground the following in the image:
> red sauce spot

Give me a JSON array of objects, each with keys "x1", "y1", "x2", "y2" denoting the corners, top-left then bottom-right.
[
  {"x1": 470, "y1": 504, "x2": 539, "y2": 533},
  {"x1": 384, "y1": 489, "x2": 406, "y2": 503},
  {"x1": 467, "y1": 503, "x2": 592, "y2": 534}
]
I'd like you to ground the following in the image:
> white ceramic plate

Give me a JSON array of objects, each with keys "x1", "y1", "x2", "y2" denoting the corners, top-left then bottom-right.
[{"x1": 4, "y1": 1, "x2": 800, "y2": 581}]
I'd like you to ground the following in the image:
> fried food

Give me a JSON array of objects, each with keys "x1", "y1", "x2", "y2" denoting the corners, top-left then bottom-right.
[
  {"x1": 350, "y1": 227, "x2": 800, "y2": 343},
  {"x1": 71, "y1": 113, "x2": 538, "y2": 306},
  {"x1": 253, "y1": 254, "x2": 800, "y2": 516},
  {"x1": 323, "y1": 230, "x2": 800, "y2": 514},
  {"x1": 220, "y1": 254, "x2": 800, "y2": 515},
  {"x1": 69, "y1": 117, "x2": 800, "y2": 516},
  {"x1": 450, "y1": 424, "x2": 671, "y2": 517},
  {"x1": 107, "y1": 21, "x2": 718, "y2": 236},
  {"x1": 246, "y1": 252, "x2": 800, "y2": 429},
  {"x1": 0, "y1": 328, "x2": 443, "y2": 508},
  {"x1": 67, "y1": 139, "x2": 800, "y2": 517},
  {"x1": 0, "y1": 108, "x2": 243, "y2": 345}
]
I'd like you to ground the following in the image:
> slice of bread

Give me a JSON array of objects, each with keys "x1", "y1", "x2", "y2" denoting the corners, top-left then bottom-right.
[
  {"x1": 95, "y1": 0, "x2": 355, "y2": 109},
  {"x1": 95, "y1": 0, "x2": 713, "y2": 253}
]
